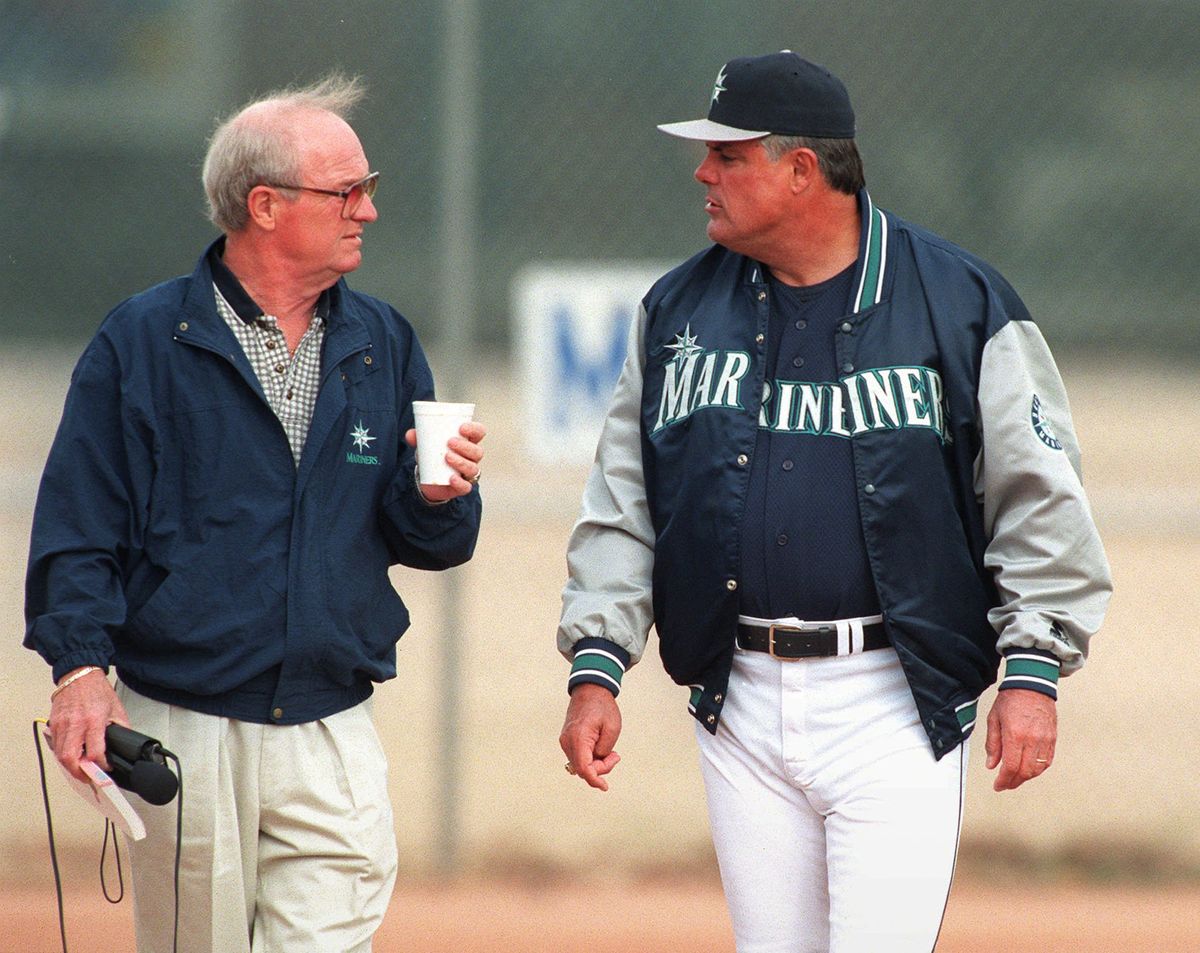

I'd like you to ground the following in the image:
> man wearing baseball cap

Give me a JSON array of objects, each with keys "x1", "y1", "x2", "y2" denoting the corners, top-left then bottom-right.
[{"x1": 559, "y1": 51, "x2": 1111, "y2": 951}]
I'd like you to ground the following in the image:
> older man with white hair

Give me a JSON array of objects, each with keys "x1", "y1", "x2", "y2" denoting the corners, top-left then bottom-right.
[{"x1": 26, "y1": 74, "x2": 484, "y2": 953}]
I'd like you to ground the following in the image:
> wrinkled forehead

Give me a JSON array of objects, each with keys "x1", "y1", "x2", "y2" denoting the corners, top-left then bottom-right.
[
  {"x1": 290, "y1": 110, "x2": 368, "y2": 175},
  {"x1": 706, "y1": 139, "x2": 767, "y2": 156},
  {"x1": 240, "y1": 102, "x2": 365, "y2": 164}
]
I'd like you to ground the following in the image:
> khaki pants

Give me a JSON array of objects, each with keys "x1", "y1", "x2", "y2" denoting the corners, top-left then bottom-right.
[{"x1": 118, "y1": 684, "x2": 398, "y2": 953}]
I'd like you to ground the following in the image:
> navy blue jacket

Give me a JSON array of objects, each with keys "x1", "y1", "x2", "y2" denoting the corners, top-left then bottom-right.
[
  {"x1": 25, "y1": 243, "x2": 481, "y2": 724},
  {"x1": 560, "y1": 192, "x2": 1110, "y2": 757}
]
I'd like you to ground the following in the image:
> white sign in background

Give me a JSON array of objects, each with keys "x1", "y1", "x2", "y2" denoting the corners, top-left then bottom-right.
[{"x1": 514, "y1": 263, "x2": 667, "y2": 465}]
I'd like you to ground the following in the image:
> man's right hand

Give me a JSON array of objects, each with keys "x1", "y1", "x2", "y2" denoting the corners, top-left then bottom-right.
[
  {"x1": 47, "y1": 669, "x2": 130, "y2": 783},
  {"x1": 559, "y1": 683, "x2": 622, "y2": 792}
]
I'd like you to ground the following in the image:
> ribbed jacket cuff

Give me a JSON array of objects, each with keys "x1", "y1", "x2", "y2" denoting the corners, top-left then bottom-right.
[
  {"x1": 998, "y1": 647, "x2": 1061, "y2": 701},
  {"x1": 568, "y1": 638, "x2": 630, "y2": 697},
  {"x1": 51, "y1": 653, "x2": 111, "y2": 685}
]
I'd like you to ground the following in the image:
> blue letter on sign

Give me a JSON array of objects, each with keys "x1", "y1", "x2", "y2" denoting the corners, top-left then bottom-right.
[{"x1": 551, "y1": 303, "x2": 630, "y2": 429}]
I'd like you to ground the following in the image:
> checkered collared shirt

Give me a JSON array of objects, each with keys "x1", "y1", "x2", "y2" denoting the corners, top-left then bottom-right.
[{"x1": 209, "y1": 247, "x2": 328, "y2": 465}]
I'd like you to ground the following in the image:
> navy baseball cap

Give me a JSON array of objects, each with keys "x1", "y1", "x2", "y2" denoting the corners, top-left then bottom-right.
[{"x1": 658, "y1": 51, "x2": 856, "y2": 141}]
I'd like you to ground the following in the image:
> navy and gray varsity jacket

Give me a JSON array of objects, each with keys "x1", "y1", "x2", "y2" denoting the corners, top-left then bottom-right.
[
  {"x1": 25, "y1": 242, "x2": 482, "y2": 725},
  {"x1": 558, "y1": 191, "x2": 1111, "y2": 757}
]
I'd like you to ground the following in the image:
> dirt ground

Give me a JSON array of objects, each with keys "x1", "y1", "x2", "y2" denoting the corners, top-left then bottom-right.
[
  {"x1": 5, "y1": 354, "x2": 1200, "y2": 952},
  {"x1": 6, "y1": 875, "x2": 1199, "y2": 953}
]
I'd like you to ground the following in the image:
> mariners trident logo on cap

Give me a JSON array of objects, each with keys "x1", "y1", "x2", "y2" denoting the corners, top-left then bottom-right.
[
  {"x1": 711, "y1": 65, "x2": 728, "y2": 103},
  {"x1": 659, "y1": 50, "x2": 856, "y2": 142}
]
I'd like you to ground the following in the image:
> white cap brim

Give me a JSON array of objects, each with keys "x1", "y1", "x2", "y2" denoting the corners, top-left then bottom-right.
[{"x1": 656, "y1": 118, "x2": 771, "y2": 142}]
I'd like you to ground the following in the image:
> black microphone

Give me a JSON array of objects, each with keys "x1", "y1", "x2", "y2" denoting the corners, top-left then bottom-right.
[{"x1": 104, "y1": 724, "x2": 179, "y2": 806}]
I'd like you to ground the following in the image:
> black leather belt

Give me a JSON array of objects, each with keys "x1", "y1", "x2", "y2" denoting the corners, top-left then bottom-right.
[{"x1": 736, "y1": 620, "x2": 889, "y2": 660}]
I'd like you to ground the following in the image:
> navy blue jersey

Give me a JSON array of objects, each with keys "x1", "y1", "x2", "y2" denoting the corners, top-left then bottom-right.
[{"x1": 739, "y1": 264, "x2": 881, "y2": 621}]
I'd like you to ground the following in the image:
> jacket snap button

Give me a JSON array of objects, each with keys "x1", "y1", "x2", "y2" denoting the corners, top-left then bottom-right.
[
  {"x1": 364, "y1": 355, "x2": 373, "y2": 365},
  {"x1": 755, "y1": 333, "x2": 764, "y2": 345},
  {"x1": 840, "y1": 322, "x2": 853, "y2": 333},
  {"x1": 706, "y1": 714, "x2": 716, "y2": 725},
  {"x1": 736, "y1": 453, "x2": 748, "y2": 466},
  {"x1": 757, "y1": 291, "x2": 766, "y2": 301},
  {"x1": 726, "y1": 579, "x2": 738, "y2": 591},
  {"x1": 714, "y1": 693, "x2": 723, "y2": 703},
  {"x1": 864, "y1": 484, "x2": 876, "y2": 494},
  {"x1": 841, "y1": 362, "x2": 854, "y2": 374},
  {"x1": 178, "y1": 322, "x2": 188, "y2": 331},
  {"x1": 272, "y1": 708, "x2": 283, "y2": 720}
]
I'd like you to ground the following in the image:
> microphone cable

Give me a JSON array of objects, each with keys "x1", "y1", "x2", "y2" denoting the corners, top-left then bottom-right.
[
  {"x1": 33, "y1": 719, "x2": 183, "y2": 953},
  {"x1": 33, "y1": 720, "x2": 67, "y2": 953},
  {"x1": 100, "y1": 813, "x2": 126, "y2": 902},
  {"x1": 162, "y1": 747, "x2": 183, "y2": 953}
]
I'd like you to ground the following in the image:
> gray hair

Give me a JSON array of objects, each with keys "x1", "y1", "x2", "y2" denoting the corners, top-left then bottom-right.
[
  {"x1": 762, "y1": 134, "x2": 865, "y2": 195},
  {"x1": 202, "y1": 73, "x2": 367, "y2": 233}
]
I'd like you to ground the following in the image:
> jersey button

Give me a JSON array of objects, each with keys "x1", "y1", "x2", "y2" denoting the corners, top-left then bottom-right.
[
  {"x1": 795, "y1": 319, "x2": 807, "y2": 330},
  {"x1": 792, "y1": 356, "x2": 805, "y2": 368},
  {"x1": 864, "y1": 484, "x2": 876, "y2": 495},
  {"x1": 272, "y1": 708, "x2": 283, "y2": 720},
  {"x1": 841, "y1": 361, "x2": 854, "y2": 374},
  {"x1": 736, "y1": 453, "x2": 749, "y2": 466},
  {"x1": 781, "y1": 459, "x2": 794, "y2": 471},
  {"x1": 726, "y1": 579, "x2": 738, "y2": 591},
  {"x1": 776, "y1": 534, "x2": 788, "y2": 546},
  {"x1": 840, "y1": 321, "x2": 853, "y2": 333},
  {"x1": 755, "y1": 333, "x2": 764, "y2": 345}
]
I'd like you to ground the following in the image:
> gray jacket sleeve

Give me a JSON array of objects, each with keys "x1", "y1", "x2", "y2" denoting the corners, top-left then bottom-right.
[
  {"x1": 557, "y1": 304, "x2": 655, "y2": 693},
  {"x1": 974, "y1": 319, "x2": 1112, "y2": 696}
]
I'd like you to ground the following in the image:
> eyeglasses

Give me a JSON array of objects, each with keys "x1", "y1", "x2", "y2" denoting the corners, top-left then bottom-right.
[{"x1": 267, "y1": 171, "x2": 380, "y2": 218}]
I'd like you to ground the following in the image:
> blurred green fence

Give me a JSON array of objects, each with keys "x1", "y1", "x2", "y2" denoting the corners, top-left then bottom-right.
[{"x1": 2, "y1": 0, "x2": 1197, "y2": 354}]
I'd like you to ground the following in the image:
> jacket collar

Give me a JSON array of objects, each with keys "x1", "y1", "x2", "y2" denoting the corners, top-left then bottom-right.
[
  {"x1": 850, "y1": 189, "x2": 890, "y2": 314},
  {"x1": 204, "y1": 237, "x2": 333, "y2": 325},
  {"x1": 739, "y1": 188, "x2": 893, "y2": 315},
  {"x1": 179, "y1": 239, "x2": 352, "y2": 346}
]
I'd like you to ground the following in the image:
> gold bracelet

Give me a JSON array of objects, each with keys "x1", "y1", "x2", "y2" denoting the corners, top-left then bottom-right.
[{"x1": 50, "y1": 666, "x2": 103, "y2": 701}]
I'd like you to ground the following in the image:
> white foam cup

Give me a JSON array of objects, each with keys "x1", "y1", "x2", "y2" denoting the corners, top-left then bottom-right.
[{"x1": 412, "y1": 401, "x2": 475, "y2": 485}]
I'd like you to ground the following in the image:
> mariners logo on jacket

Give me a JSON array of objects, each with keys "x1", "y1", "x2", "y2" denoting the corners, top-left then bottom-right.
[
  {"x1": 347, "y1": 420, "x2": 380, "y2": 465},
  {"x1": 1030, "y1": 395, "x2": 1063, "y2": 450},
  {"x1": 653, "y1": 326, "x2": 948, "y2": 443}
]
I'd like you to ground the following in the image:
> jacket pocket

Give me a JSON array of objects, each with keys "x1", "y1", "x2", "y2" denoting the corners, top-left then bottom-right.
[
  {"x1": 317, "y1": 583, "x2": 411, "y2": 686},
  {"x1": 123, "y1": 562, "x2": 240, "y2": 658}
]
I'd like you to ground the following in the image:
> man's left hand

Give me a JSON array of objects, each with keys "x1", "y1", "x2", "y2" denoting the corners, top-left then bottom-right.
[
  {"x1": 985, "y1": 688, "x2": 1057, "y2": 791},
  {"x1": 406, "y1": 420, "x2": 486, "y2": 502}
]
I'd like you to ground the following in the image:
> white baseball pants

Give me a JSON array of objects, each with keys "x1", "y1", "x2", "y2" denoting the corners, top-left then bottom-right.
[
  {"x1": 695, "y1": 645, "x2": 968, "y2": 953},
  {"x1": 118, "y1": 685, "x2": 398, "y2": 953}
]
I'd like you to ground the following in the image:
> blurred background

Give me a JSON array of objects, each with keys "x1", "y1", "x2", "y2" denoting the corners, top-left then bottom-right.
[{"x1": 2, "y1": 0, "x2": 1199, "y2": 948}]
